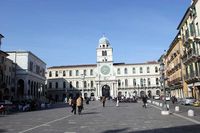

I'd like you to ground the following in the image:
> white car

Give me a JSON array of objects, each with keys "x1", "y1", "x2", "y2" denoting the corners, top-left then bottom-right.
[
  {"x1": 154, "y1": 95, "x2": 160, "y2": 100},
  {"x1": 165, "y1": 96, "x2": 171, "y2": 101}
]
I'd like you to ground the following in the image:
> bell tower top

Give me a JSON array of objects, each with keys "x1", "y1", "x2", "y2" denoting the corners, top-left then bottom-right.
[
  {"x1": 98, "y1": 35, "x2": 111, "y2": 48},
  {"x1": 96, "y1": 35, "x2": 113, "y2": 63}
]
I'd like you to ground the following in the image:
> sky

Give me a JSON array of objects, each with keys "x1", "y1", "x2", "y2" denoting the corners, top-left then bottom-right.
[{"x1": 0, "y1": 0, "x2": 191, "y2": 67}]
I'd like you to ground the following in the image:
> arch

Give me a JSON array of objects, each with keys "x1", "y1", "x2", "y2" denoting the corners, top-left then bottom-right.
[
  {"x1": 140, "y1": 91, "x2": 145, "y2": 96},
  {"x1": 148, "y1": 90, "x2": 152, "y2": 98},
  {"x1": 118, "y1": 91, "x2": 122, "y2": 96},
  {"x1": 17, "y1": 79, "x2": 24, "y2": 97},
  {"x1": 133, "y1": 90, "x2": 137, "y2": 95},
  {"x1": 102, "y1": 85, "x2": 110, "y2": 97},
  {"x1": 156, "y1": 90, "x2": 160, "y2": 95},
  {"x1": 90, "y1": 92, "x2": 94, "y2": 97},
  {"x1": 84, "y1": 93, "x2": 88, "y2": 98}
]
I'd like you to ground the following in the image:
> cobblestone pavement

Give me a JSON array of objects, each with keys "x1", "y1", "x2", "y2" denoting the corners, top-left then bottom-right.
[{"x1": 0, "y1": 100, "x2": 200, "y2": 133}]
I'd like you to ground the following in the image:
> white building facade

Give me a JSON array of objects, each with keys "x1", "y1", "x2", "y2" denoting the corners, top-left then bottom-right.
[
  {"x1": 6, "y1": 51, "x2": 46, "y2": 100},
  {"x1": 46, "y1": 37, "x2": 161, "y2": 101}
]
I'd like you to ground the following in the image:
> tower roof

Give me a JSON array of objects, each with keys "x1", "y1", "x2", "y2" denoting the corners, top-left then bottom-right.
[{"x1": 98, "y1": 35, "x2": 110, "y2": 48}]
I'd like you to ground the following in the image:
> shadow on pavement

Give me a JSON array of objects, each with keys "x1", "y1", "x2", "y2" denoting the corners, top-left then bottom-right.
[
  {"x1": 101, "y1": 124, "x2": 200, "y2": 133},
  {"x1": 102, "y1": 128, "x2": 129, "y2": 133},
  {"x1": 0, "y1": 129, "x2": 8, "y2": 133},
  {"x1": 81, "y1": 111, "x2": 99, "y2": 115}
]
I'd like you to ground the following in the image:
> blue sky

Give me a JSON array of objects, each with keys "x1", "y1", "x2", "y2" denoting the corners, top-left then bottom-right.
[{"x1": 1, "y1": 0, "x2": 191, "y2": 67}]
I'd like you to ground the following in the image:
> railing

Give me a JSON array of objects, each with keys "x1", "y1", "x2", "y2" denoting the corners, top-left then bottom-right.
[
  {"x1": 182, "y1": 48, "x2": 200, "y2": 64},
  {"x1": 184, "y1": 71, "x2": 200, "y2": 81}
]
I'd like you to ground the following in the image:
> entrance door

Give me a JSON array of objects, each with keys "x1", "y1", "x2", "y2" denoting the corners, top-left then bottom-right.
[{"x1": 102, "y1": 85, "x2": 110, "y2": 97}]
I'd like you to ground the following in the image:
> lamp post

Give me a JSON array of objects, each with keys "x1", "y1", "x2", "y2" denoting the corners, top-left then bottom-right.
[
  {"x1": 160, "y1": 62, "x2": 169, "y2": 115},
  {"x1": 137, "y1": 84, "x2": 139, "y2": 97},
  {"x1": 81, "y1": 74, "x2": 85, "y2": 98}
]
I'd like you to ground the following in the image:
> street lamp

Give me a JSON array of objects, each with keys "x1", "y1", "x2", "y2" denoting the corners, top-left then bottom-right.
[
  {"x1": 81, "y1": 74, "x2": 85, "y2": 98},
  {"x1": 160, "y1": 62, "x2": 169, "y2": 115}
]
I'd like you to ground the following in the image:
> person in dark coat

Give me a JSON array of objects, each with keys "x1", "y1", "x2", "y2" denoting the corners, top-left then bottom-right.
[
  {"x1": 71, "y1": 97, "x2": 77, "y2": 114},
  {"x1": 102, "y1": 96, "x2": 106, "y2": 107},
  {"x1": 142, "y1": 94, "x2": 148, "y2": 108}
]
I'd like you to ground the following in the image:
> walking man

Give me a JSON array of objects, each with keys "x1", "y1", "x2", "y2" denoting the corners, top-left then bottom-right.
[
  {"x1": 71, "y1": 97, "x2": 77, "y2": 114},
  {"x1": 102, "y1": 96, "x2": 106, "y2": 107},
  {"x1": 142, "y1": 94, "x2": 148, "y2": 108}
]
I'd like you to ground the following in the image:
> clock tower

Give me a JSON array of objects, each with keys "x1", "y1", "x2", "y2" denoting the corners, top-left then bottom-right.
[{"x1": 96, "y1": 36, "x2": 117, "y2": 98}]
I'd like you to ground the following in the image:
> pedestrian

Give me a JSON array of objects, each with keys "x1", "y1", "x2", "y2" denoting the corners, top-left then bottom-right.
[
  {"x1": 76, "y1": 95, "x2": 83, "y2": 115},
  {"x1": 71, "y1": 97, "x2": 77, "y2": 114},
  {"x1": 142, "y1": 94, "x2": 148, "y2": 108},
  {"x1": 68, "y1": 97, "x2": 72, "y2": 106},
  {"x1": 102, "y1": 96, "x2": 106, "y2": 107}
]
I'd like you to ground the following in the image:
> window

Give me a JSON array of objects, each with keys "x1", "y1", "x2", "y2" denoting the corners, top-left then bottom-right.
[
  {"x1": 133, "y1": 79, "x2": 136, "y2": 86},
  {"x1": 70, "y1": 81, "x2": 73, "y2": 88},
  {"x1": 29, "y1": 61, "x2": 33, "y2": 71},
  {"x1": 90, "y1": 69, "x2": 93, "y2": 76},
  {"x1": 132, "y1": 67, "x2": 136, "y2": 74},
  {"x1": 140, "y1": 67, "x2": 143, "y2": 73},
  {"x1": 63, "y1": 71, "x2": 66, "y2": 76},
  {"x1": 124, "y1": 68, "x2": 128, "y2": 74},
  {"x1": 91, "y1": 81, "x2": 94, "y2": 88},
  {"x1": 69, "y1": 70, "x2": 72, "y2": 76},
  {"x1": 36, "y1": 65, "x2": 40, "y2": 74},
  {"x1": 143, "y1": 78, "x2": 146, "y2": 87},
  {"x1": 49, "y1": 71, "x2": 52, "y2": 77},
  {"x1": 55, "y1": 82, "x2": 58, "y2": 88},
  {"x1": 102, "y1": 50, "x2": 107, "y2": 56},
  {"x1": 156, "y1": 78, "x2": 159, "y2": 85},
  {"x1": 125, "y1": 79, "x2": 128, "y2": 87},
  {"x1": 147, "y1": 67, "x2": 150, "y2": 73},
  {"x1": 84, "y1": 81, "x2": 87, "y2": 88},
  {"x1": 140, "y1": 78, "x2": 143, "y2": 87},
  {"x1": 76, "y1": 70, "x2": 79, "y2": 76},
  {"x1": 49, "y1": 82, "x2": 52, "y2": 88},
  {"x1": 84, "y1": 70, "x2": 87, "y2": 76},
  {"x1": 155, "y1": 67, "x2": 158, "y2": 73},
  {"x1": 76, "y1": 81, "x2": 79, "y2": 88},
  {"x1": 148, "y1": 78, "x2": 151, "y2": 86},
  {"x1": 117, "y1": 68, "x2": 121, "y2": 75},
  {"x1": 63, "y1": 81, "x2": 66, "y2": 88},
  {"x1": 118, "y1": 80, "x2": 121, "y2": 87},
  {"x1": 55, "y1": 71, "x2": 58, "y2": 77}
]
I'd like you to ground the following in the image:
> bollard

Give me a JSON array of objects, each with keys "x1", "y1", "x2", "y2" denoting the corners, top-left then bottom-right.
[
  {"x1": 175, "y1": 106, "x2": 179, "y2": 112},
  {"x1": 188, "y1": 109, "x2": 194, "y2": 117},
  {"x1": 116, "y1": 99, "x2": 119, "y2": 107},
  {"x1": 167, "y1": 104, "x2": 169, "y2": 109}
]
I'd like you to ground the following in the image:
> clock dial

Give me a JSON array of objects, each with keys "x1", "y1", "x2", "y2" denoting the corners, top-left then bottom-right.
[{"x1": 101, "y1": 65, "x2": 110, "y2": 75}]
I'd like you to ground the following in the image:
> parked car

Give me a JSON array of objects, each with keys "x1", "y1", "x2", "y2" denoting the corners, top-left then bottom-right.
[
  {"x1": 153, "y1": 95, "x2": 160, "y2": 100},
  {"x1": 193, "y1": 101, "x2": 200, "y2": 107},
  {"x1": 181, "y1": 97, "x2": 196, "y2": 105},
  {"x1": 165, "y1": 96, "x2": 171, "y2": 101}
]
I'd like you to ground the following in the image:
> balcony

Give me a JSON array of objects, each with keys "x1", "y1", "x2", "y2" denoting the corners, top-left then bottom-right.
[
  {"x1": 167, "y1": 77, "x2": 182, "y2": 86},
  {"x1": 194, "y1": 35, "x2": 200, "y2": 41},
  {"x1": 182, "y1": 48, "x2": 200, "y2": 65},
  {"x1": 166, "y1": 63, "x2": 181, "y2": 76},
  {"x1": 184, "y1": 72, "x2": 200, "y2": 83}
]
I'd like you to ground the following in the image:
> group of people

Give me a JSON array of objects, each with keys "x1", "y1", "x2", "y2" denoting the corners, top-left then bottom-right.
[{"x1": 68, "y1": 95, "x2": 83, "y2": 115}]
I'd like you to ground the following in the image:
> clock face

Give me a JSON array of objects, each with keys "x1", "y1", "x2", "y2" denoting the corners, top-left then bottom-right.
[{"x1": 101, "y1": 65, "x2": 110, "y2": 75}]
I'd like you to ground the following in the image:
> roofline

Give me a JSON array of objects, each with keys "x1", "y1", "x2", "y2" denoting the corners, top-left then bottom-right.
[
  {"x1": 6, "y1": 50, "x2": 46, "y2": 65},
  {"x1": 177, "y1": 0, "x2": 197, "y2": 30},
  {"x1": 48, "y1": 61, "x2": 159, "y2": 69},
  {"x1": 0, "y1": 50, "x2": 9, "y2": 56},
  {"x1": 165, "y1": 32, "x2": 181, "y2": 57},
  {"x1": 0, "y1": 34, "x2": 4, "y2": 38}
]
